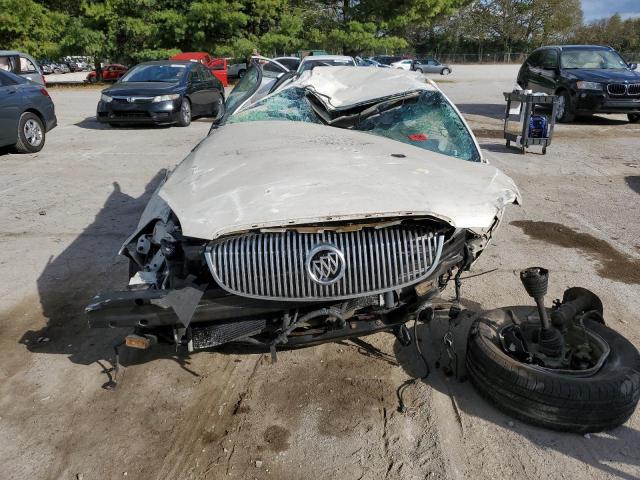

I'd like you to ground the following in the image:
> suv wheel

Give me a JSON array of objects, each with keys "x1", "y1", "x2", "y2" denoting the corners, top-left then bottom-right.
[
  {"x1": 15, "y1": 113, "x2": 45, "y2": 153},
  {"x1": 628, "y1": 113, "x2": 640, "y2": 123},
  {"x1": 555, "y1": 90, "x2": 575, "y2": 123},
  {"x1": 415, "y1": 68, "x2": 423, "y2": 74},
  {"x1": 441, "y1": 67, "x2": 451, "y2": 75}
]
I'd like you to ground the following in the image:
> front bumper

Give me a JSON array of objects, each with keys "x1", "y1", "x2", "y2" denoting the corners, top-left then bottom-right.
[
  {"x1": 574, "y1": 91, "x2": 640, "y2": 114},
  {"x1": 86, "y1": 230, "x2": 466, "y2": 329},
  {"x1": 97, "y1": 98, "x2": 182, "y2": 124}
]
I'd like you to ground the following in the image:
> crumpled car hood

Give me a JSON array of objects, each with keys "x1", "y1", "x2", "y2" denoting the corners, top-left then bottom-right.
[
  {"x1": 296, "y1": 66, "x2": 437, "y2": 110},
  {"x1": 156, "y1": 121, "x2": 520, "y2": 240}
]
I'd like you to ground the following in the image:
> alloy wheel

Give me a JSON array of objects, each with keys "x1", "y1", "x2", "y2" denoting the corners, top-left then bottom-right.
[
  {"x1": 181, "y1": 101, "x2": 191, "y2": 123},
  {"x1": 555, "y1": 95, "x2": 565, "y2": 121},
  {"x1": 24, "y1": 119, "x2": 43, "y2": 147}
]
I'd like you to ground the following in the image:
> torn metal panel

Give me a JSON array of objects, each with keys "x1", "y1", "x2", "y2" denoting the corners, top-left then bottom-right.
[
  {"x1": 296, "y1": 66, "x2": 438, "y2": 110},
  {"x1": 158, "y1": 120, "x2": 520, "y2": 240},
  {"x1": 149, "y1": 285, "x2": 206, "y2": 327}
]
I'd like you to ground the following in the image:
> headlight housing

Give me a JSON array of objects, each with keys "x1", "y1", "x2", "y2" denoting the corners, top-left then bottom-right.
[
  {"x1": 152, "y1": 94, "x2": 180, "y2": 103},
  {"x1": 100, "y1": 93, "x2": 113, "y2": 103},
  {"x1": 576, "y1": 81, "x2": 603, "y2": 90}
]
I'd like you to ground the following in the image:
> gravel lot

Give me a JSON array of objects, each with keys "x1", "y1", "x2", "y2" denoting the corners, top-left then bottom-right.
[{"x1": 1, "y1": 64, "x2": 639, "y2": 480}]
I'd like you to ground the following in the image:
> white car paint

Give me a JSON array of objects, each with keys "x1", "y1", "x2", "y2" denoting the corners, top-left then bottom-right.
[
  {"x1": 297, "y1": 55, "x2": 356, "y2": 73},
  {"x1": 157, "y1": 120, "x2": 520, "y2": 240},
  {"x1": 391, "y1": 59, "x2": 414, "y2": 70}
]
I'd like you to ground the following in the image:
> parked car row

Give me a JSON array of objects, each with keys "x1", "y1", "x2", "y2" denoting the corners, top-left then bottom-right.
[{"x1": 38, "y1": 58, "x2": 90, "y2": 75}]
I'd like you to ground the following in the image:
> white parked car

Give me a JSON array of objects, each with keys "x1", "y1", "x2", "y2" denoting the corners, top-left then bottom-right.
[
  {"x1": 297, "y1": 54, "x2": 356, "y2": 73},
  {"x1": 391, "y1": 59, "x2": 414, "y2": 70},
  {"x1": 86, "y1": 60, "x2": 640, "y2": 434}
]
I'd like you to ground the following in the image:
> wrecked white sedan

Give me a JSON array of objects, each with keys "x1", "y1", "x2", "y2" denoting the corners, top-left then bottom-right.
[
  {"x1": 87, "y1": 65, "x2": 519, "y2": 346},
  {"x1": 86, "y1": 62, "x2": 640, "y2": 432}
]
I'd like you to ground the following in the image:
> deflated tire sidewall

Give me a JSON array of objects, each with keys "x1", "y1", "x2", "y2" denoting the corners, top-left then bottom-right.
[{"x1": 466, "y1": 309, "x2": 640, "y2": 432}]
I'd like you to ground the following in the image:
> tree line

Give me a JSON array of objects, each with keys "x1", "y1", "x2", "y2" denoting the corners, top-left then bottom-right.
[{"x1": 1, "y1": 0, "x2": 639, "y2": 64}]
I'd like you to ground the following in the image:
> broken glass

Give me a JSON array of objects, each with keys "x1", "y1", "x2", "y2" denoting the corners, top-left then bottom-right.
[{"x1": 227, "y1": 87, "x2": 321, "y2": 125}]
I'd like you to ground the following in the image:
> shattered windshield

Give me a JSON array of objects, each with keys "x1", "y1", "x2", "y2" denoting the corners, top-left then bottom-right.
[
  {"x1": 227, "y1": 87, "x2": 479, "y2": 162},
  {"x1": 353, "y1": 91, "x2": 480, "y2": 162},
  {"x1": 227, "y1": 87, "x2": 321, "y2": 124}
]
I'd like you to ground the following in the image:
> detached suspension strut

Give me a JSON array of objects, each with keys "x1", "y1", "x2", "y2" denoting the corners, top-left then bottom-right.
[{"x1": 519, "y1": 267, "x2": 564, "y2": 358}]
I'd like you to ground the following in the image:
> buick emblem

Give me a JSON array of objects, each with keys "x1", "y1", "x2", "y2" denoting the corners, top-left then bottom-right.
[{"x1": 306, "y1": 243, "x2": 346, "y2": 285}]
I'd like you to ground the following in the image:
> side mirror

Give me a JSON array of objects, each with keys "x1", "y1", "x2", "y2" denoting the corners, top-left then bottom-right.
[{"x1": 629, "y1": 63, "x2": 638, "y2": 70}]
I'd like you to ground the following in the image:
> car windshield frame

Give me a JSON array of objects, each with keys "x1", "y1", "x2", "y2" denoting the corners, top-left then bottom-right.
[
  {"x1": 119, "y1": 63, "x2": 188, "y2": 83},
  {"x1": 560, "y1": 49, "x2": 629, "y2": 70}
]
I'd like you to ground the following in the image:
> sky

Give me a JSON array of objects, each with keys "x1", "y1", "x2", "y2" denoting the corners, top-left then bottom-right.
[{"x1": 581, "y1": 0, "x2": 640, "y2": 21}]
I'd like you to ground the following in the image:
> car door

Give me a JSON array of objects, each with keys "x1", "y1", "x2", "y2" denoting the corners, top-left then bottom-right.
[
  {"x1": 187, "y1": 64, "x2": 211, "y2": 116},
  {"x1": 424, "y1": 59, "x2": 440, "y2": 73},
  {"x1": 522, "y1": 50, "x2": 545, "y2": 92},
  {"x1": 198, "y1": 64, "x2": 223, "y2": 116},
  {"x1": 0, "y1": 71, "x2": 22, "y2": 146},
  {"x1": 536, "y1": 49, "x2": 560, "y2": 94}
]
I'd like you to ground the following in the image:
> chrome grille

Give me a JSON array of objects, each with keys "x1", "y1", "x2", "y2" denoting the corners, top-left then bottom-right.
[{"x1": 205, "y1": 227, "x2": 445, "y2": 301}]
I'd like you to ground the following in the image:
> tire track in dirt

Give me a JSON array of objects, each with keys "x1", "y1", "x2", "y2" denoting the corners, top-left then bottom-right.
[{"x1": 154, "y1": 354, "x2": 263, "y2": 480}]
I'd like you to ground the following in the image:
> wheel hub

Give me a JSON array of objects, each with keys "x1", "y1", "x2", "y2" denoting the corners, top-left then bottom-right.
[{"x1": 24, "y1": 119, "x2": 43, "y2": 146}]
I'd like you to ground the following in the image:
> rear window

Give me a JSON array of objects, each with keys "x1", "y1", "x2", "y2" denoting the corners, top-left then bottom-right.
[{"x1": 0, "y1": 55, "x2": 18, "y2": 73}]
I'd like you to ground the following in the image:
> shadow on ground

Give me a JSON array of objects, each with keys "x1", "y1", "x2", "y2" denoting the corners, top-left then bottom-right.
[
  {"x1": 393, "y1": 313, "x2": 640, "y2": 480},
  {"x1": 626, "y1": 176, "x2": 640, "y2": 195},
  {"x1": 74, "y1": 116, "x2": 171, "y2": 130},
  {"x1": 456, "y1": 103, "x2": 505, "y2": 120},
  {"x1": 75, "y1": 116, "x2": 213, "y2": 130},
  {"x1": 19, "y1": 170, "x2": 166, "y2": 368}
]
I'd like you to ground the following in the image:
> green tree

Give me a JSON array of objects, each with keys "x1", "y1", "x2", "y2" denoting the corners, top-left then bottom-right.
[{"x1": 0, "y1": 0, "x2": 68, "y2": 57}]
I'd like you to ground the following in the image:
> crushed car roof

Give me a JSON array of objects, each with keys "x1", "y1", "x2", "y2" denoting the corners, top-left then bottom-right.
[
  {"x1": 158, "y1": 120, "x2": 520, "y2": 240},
  {"x1": 296, "y1": 66, "x2": 438, "y2": 110}
]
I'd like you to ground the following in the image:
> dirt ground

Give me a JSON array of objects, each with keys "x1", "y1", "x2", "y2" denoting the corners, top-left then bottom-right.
[{"x1": 1, "y1": 64, "x2": 639, "y2": 480}]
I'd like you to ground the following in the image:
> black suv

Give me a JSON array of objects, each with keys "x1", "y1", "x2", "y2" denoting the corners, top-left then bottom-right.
[{"x1": 517, "y1": 45, "x2": 640, "y2": 123}]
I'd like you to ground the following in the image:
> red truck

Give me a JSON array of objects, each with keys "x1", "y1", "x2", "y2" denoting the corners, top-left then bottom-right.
[{"x1": 169, "y1": 52, "x2": 228, "y2": 87}]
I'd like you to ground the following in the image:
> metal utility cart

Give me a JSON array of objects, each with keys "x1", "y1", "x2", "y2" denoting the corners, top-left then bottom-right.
[{"x1": 503, "y1": 92, "x2": 558, "y2": 154}]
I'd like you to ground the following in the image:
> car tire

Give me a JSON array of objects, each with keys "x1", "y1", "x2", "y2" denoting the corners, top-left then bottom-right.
[
  {"x1": 441, "y1": 68, "x2": 451, "y2": 75},
  {"x1": 628, "y1": 113, "x2": 640, "y2": 123},
  {"x1": 415, "y1": 68, "x2": 423, "y2": 74},
  {"x1": 177, "y1": 98, "x2": 191, "y2": 127},
  {"x1": 88, "y1": 76, "x2": 97, "y2": 84},
  {"x1": 555, "y1": 90, "x2": 575, "y2": 123},
  {"x1": 213, "y1": 94, "x2": 225, "y2": 120},
  {"x1": 238, "y1": 69, "x2": 246, "y2": 79},
  {"x1": 14, "y1": 112, "x2": 46, "y2": 153},
  {"x1": 466, "y1": 309, "x2": 640, "y2": 433}
]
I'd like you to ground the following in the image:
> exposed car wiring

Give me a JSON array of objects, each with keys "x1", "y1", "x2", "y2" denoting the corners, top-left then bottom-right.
[{"x1": 397, "y1": 306, "x2": 434, "y2": 413}]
